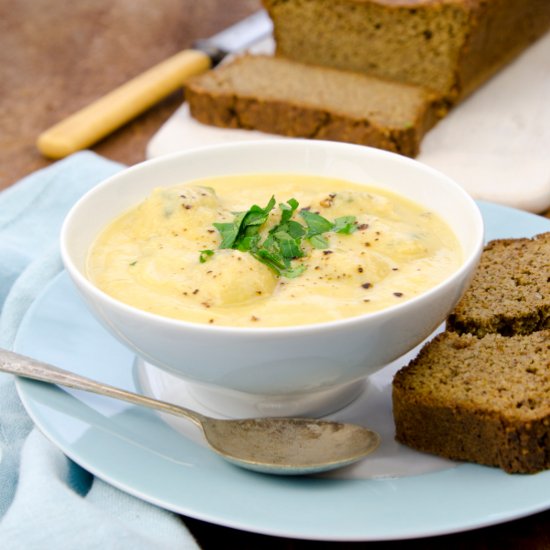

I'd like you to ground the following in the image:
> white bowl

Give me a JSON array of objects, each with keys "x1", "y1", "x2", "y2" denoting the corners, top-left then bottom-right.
[{"x1": 61, "y1": 140, "x2": 483, "y2": 417}]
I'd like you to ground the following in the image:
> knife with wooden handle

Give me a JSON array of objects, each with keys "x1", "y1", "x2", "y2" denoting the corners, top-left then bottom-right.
[{"x1": 37, "y1": 10, "x2": 272, "y2": 159}]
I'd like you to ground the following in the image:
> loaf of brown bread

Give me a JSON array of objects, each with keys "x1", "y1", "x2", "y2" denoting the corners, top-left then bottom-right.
[
  {"x1": 185, "y1": 54, "x2": 443, "y2": 157},
  {"x1": 447, "y1": 232, "x2": 550, "y2": 337},
  {"x1": 392, "y1": 330, "x2": 550, "y2": 474},
  {"x1": 263, "y1": 0, "x2": 550, "y2": 102}
]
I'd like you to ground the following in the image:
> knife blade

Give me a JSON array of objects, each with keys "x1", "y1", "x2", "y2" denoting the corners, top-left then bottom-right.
[
  {"x1": 37, "y1": 10, "x2": 272, "y2": 159},
  {"x1": 194, "y1": 10, "x2": 272, "y2": 65}
]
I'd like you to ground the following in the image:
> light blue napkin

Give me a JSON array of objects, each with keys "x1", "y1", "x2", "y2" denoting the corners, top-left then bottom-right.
[{"x1": 0, "y1": 152, "x2": 200, "y2": 549}]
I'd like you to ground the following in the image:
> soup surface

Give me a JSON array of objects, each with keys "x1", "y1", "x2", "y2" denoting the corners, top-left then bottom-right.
[{"x1": 87, "y1": 174, "x2": 462, "y2": 327}]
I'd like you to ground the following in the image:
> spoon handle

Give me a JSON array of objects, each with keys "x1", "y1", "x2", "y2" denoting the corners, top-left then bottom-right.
[{"x1": 0, "y1": 349, "x2": 206, "y2": 427}]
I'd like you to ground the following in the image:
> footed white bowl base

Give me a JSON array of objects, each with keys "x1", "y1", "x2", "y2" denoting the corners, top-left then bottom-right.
[{"x1": 135, "y1": 357, "x2": 367, "y2": 419}]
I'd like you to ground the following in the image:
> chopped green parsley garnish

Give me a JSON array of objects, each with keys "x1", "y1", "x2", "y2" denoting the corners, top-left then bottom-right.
[
  {"x1": 199, "y1": 249, "x2": 214, "y2": 263},
  {"x1": 200, "y1": 196, "x2": 357, "y2": 277}
]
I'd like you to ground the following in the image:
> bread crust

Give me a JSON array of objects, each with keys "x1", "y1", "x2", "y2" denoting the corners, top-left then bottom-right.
[
  {"x1": 456, "y1": 0, "x2": 550, "y2": 100},
  {"x1": 392, "y1": 330, "x2": 550, "y2": 473}
]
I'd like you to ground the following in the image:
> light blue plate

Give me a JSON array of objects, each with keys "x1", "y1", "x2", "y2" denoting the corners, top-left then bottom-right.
[{"x1": 13, "y1": 202, "x2": 550, "y2": 541}]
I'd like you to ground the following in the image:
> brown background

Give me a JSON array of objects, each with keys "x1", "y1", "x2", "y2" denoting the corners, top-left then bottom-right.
[{"x1": 1, "y1": 1, "x2": 549, "y2": 548}]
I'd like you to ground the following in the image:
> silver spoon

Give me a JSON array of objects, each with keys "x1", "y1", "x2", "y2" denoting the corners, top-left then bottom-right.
[{"x1": 0, "y1": 349, "x2": 380, "y2": 475}]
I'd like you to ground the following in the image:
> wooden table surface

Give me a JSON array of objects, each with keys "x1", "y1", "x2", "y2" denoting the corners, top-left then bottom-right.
[{"x1": 2, "y1": 1, "x2": 549, "y2": 548}]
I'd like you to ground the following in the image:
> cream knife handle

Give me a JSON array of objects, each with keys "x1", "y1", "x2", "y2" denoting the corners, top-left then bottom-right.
[{"x1": 37, "y1": 49, "x2": 211, "y2": 159}]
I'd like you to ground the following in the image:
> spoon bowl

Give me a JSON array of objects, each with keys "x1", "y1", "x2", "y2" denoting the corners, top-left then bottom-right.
[
  {"x1": 0, "y1": 349, "x2": 380, "y2": 475},
  {"x1": 201, "y1": 416, "x2": 380, "y2": 475}
]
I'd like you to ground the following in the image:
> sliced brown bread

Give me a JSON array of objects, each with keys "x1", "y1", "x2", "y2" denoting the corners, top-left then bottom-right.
[
  {"x1": 185, "y1": 54, "x2": 443, "y2": 157},
  {"x1": 263, "y1": 0, "x2": 550, "y2": 102},
  {"x1": 447, "y1": 232, "x2": 550, "y2": 337},
  {"x1": 392, "y1": 330, "x2": 550, "y2": 474}
]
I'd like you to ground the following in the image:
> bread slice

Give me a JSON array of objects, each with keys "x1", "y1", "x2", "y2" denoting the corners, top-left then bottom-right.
[
  {"x1": 185, "y1": 54, "x2": 443, "y2": 157},
  {"x1": 392, "y1": 330, "x2": 550, "y2": 474},
  {"x1": 447, "y1": 232, "x2": 550, "y2": 337},
  {"x1": 263, "y1": 0, "x2": 550, "y2": 102}
]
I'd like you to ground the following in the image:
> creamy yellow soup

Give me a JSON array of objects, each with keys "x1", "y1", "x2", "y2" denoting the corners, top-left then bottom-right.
[{"x1": 87, "y1": 174, "x2": 462, "y2": 327}]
